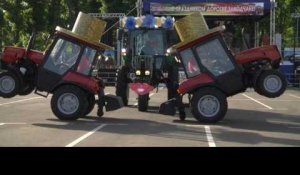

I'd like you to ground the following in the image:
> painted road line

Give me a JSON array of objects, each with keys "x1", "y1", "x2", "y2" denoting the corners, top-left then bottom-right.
[
  {"x1": 66, "y1": 124, "x2": 107, "y2": 147},
  {"x1": 0, "y1": 97, "x2": 43, "y2": 106},
  {"x1": 289, "y1": 94, "x2": 300, "y2": 99},
  {"x1": 242, "y1": 94, "x2": 273, "y2": 110},
  {"x1": 258, "y1": 108, "x2": 288, "y2": 111},
  {"x1": 4, "y1": 123, "x2": 27, "y2": 125},
  {"x1": 0, "y1": 123, "x2": 4, "y2": 126},
  {"x1": 204, "y1": 126, "x2": 216, "y2": 147}
]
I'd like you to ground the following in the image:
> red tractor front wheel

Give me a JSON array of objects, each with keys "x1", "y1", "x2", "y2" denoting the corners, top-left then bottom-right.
[
  {"x1": 0, "y1": 71, "x2": 20, "y2": 98},
  {"x1": 255, "y1": 70, "x2": 287, "y2": 98}
]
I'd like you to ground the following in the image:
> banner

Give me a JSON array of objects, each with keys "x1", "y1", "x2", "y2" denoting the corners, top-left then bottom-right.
[{"x1": 150, "y1": 3, "x2": 265, "y2": 16}]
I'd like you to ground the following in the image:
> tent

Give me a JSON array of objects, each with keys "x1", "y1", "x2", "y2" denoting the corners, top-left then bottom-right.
[{"x1": 138, "y1": 0, "x2": 275, "y2": 51}]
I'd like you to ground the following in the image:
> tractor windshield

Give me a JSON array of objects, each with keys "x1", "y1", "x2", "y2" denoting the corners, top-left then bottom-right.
[
  {"x1": 77, "y1": 47, "x2": 97, "y2": 76},
  {"x1": 44, "y1": 39, "x2": 81, "y2": 75},
  {"x1": 195, "y1": 39, "x2": 235, "y2": 77},
  {"x1": 180, "y1": 48, "x2": 201, "y2": 78},
  {"x1": 131, "y1": 29, "x2": 165, "y2": 56}
]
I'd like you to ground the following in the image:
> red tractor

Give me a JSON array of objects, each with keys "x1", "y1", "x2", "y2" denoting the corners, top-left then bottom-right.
[
  {"x1": 160, "y1": 14, "x2": 287, "y2": 123},
  {"x1": 0, "y1": 13, "x2": 123, "y2": 120}
]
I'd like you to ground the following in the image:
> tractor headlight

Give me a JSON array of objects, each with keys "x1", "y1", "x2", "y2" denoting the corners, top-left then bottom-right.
[
  {"x1": 145, "y1": 70, "x2": 151, "y2": 76},
  {"x1": 136, "y1": 70, "x2": 141, "y2": 76}
]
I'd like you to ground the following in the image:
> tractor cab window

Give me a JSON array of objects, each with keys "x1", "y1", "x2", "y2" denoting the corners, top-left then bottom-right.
[
  {"x1": 133, "y1": 30, "x2": 165, "y2": 56},
  {"x1": 44, "y1": 39, "x2": 81, "y2": 75},
  {"x1": 77, "y1": 47, "x2": 97, "y2": 76},
  {"x1": 180, "y1": 48, "x2": 201, "y2": 78},
  {"x1": 195, "y1": 39, "x2": 234, "y2": 77}
]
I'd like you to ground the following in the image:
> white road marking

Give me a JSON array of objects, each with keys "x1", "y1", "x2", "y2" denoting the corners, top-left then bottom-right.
[
  {"x1": 0, "y1": 97, "x2": 43, "y2": 106},
  {"x1": 0, "y1": 123, "x2": 26, "y2": 126},
  {"x1": 66, "y1": 124, "x2": 107, "y2": 147},
  {"x1": 229, "y1": 99, "x2": 300, "y2": 102},
  {"x1": 204, "y1": 126, "x2": 216, "y2": 147},
  {"x1": 289, "y1": 94, "x2": 300, "y2": 99},
  {"x1": 242, "y1": 94, "x2": 273, "y2": 110},
  {"x1": 258, "y1": 108, "x2": 288, "y2": 111}
]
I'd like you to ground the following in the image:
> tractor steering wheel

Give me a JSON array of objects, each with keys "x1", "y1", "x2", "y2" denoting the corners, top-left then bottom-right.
[{"x1": 58, "y1": 63, "x2": 70, "y2": 74}]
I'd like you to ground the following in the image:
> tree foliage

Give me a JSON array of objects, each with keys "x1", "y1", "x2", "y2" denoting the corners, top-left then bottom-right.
[{"x1": 0, "y1": 0, "x2": 299, "y2": 51}]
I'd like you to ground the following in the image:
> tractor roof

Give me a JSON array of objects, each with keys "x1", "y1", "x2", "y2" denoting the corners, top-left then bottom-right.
[
  {"x1": 55, "y1": 27, "x2": 113, "y2": 50},
  {"x1": 168, "y1": 12, "x2": 225, "y2": 53},
  {"x1": 55, "y1": 12, "x2": 113, "y2": 51}
]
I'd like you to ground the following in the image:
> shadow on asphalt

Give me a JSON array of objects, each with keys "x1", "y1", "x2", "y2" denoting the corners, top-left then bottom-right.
[
  {"x1": 34, "y1": 117, "x2": 207, "y2": 142},
  {"x1": 213, "y1": 109, "x2": 300, "y2": 146},
  {"x1": 33, "y1": 108, "x2": 300, "y2": 146}
]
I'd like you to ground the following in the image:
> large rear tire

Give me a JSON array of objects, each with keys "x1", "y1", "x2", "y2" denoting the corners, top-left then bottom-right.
[
  {"x1": 116, "y1": 66, "x2": 129, "y2": 106},
  {"x1": 191, "y1": 88, "x2": 227, "y2": 123},
  {"x1": 51, "y1": 86, "x2": 88, "y2": 121},
  {"x1": 255, "y1": 70, "x2": 287, "y2": 98},
  {"x1": 138, "y1": 94, "x2": 149, "y2": 112},
  {"x1": 0, "y1": 71, "x2": 20, "y2": 98}
]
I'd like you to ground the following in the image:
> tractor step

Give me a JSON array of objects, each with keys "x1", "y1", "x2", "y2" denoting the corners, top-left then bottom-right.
[
  {"x1": 104, "y1": 95, "x2": 124, "y2": 111},
  {"x1": 159, "y1": 99, "x2": 176, "y2": 116},
  {"x1": 34, "y1": 89, "x2": 49, "y2": 98}
]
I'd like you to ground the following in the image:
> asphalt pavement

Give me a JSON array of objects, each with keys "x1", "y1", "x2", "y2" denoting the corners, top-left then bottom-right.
[{"x1": 0, "y1": 87, "x2": 300, "y2": 147}]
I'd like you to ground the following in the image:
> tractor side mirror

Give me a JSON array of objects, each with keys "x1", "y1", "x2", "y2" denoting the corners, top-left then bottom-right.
[{"x1": 117, "y1": 29, "x2": 123, "y2": 41}]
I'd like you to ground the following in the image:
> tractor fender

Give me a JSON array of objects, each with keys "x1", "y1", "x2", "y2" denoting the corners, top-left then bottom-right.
[
  {"x1": 177, "y1": 73, "x2": 214, "y2": 95},
  {"x1": 51, "y1": 80, "x2": 100, "y2": 95}
]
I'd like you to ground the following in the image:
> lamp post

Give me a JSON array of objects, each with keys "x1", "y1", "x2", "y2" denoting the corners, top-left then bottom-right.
[{"x1": 292, "y1": 13, "x2": 300, "y2": 60}]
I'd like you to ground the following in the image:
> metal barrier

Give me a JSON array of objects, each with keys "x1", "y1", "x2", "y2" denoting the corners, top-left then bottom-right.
[{"x1": 283, "y1": 73, "x2": 300, "y2": 88}]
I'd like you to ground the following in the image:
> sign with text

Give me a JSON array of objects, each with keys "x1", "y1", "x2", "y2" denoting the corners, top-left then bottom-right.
[{"x1": 150, "y1": 2, "x2": 265, "y2": 16}]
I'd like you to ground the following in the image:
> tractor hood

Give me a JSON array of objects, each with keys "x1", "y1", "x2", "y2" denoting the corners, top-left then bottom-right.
[{"x1": 234, "y1": 45, "x2": 281, "y2": 65}]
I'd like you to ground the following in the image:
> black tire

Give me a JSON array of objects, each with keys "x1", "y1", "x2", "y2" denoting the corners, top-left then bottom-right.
[
  {"x1": 19, "y1": 83, "x2": 35, "y2": 96},
  {"x1": 84, "y1": 93, "x2": 96, "y2": 116},
  {"x1": 0, "y1": 71, "x2": 20, "y2": 98},
  {"x1": 116, "y1": 66, "x2": 129, "y2": 106},
  {"x1": 255, "y1": 70, "x2": 287, "y2": 98},
  {"x1": 51, "y1": 85, "x2": 88, "y2": 121},
  {"x1": 191, "y1": 88, "x2": 227, "y2": 123},
  {"x1": 138, "y1": 94, "x2": 149, "y2": 112},
  {"x1": 19, "y1": 63, "x2": 37, "y2": 96}
]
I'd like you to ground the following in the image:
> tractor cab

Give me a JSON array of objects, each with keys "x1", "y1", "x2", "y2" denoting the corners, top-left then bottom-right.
[
  {"x1": 36, "y1": 27, "x2": 112, "y2": 94},
  {"x1": 160, "y1": 12, "x2": 286, "y2": 123},
  {"x1": 172, "y1": 29, "x2": 245, "y2": 96}
]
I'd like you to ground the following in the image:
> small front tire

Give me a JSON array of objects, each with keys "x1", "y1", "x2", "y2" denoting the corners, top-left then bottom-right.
[
  {"x1": 0, "y1": 71, "x2": 20, "y2": 98},
  {"x1": 138, "y1": 94, "x2": 149, "y2": 112},
  {"x1": 255, "y1": 70, "x2": 287, "y2": 98}
]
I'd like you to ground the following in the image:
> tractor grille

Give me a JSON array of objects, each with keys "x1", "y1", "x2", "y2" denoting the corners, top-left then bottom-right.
[{"x1": 132, "y1": 55, "x2": 153, "y2": 70}]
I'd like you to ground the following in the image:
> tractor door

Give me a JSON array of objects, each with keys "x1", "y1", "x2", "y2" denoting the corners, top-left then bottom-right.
[
  {"x1": 194, "y1": 36, "x2": 245, "y2": 95},
  {"x1": 37, "y1": 38, "x2": 82, "y2": 92}
]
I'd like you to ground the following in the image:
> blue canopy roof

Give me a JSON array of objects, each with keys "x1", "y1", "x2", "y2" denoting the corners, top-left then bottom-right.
[{"x1": 142, "y1": 0, "x2": 271, "y2": 17}]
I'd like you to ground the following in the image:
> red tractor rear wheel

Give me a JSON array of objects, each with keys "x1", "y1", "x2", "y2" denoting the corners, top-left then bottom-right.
[
  {"x1": 51, "y1": 85, "x2": 88, "y2": 120},
  {"x1": 191, "y1": 88, "x2": 228, "y2": 123}
]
